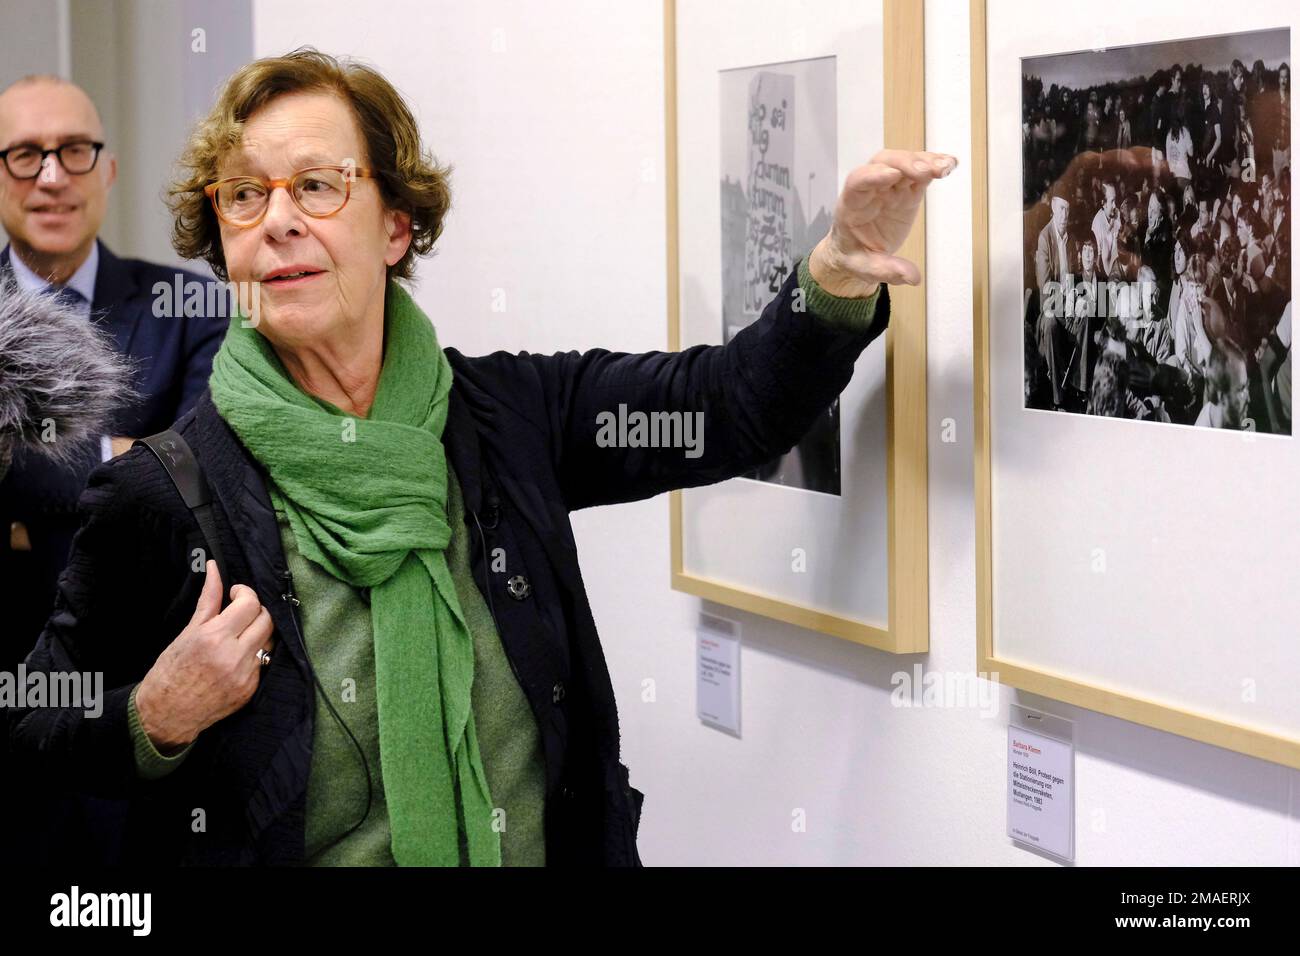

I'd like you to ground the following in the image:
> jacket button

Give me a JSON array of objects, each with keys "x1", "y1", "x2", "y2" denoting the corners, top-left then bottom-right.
[
  {"x1": 552, "y1": 681, "x2": 565, "y2": 704},
  {"x1": 506, "y1": 574, "x2": 531, "y2": 600}
]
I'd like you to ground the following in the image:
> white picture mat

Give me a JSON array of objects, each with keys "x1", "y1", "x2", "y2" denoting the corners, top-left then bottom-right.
[
  {"x1": 675, "y1": 0, "x2": 889, "y2": 626},
  {"x1": 987, "y1": 0, "x2": 1298, "y2": 739}
]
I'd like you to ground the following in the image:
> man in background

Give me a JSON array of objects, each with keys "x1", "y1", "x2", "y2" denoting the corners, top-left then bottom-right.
[
  {"x1": 0, "y1": 75, "x2": 226, "y2": 665},
  {"x1": 0, "y1": 74, "x2": 226, "y2": 864}
]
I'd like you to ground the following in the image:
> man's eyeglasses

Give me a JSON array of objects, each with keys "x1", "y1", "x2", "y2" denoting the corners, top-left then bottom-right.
[
  {"x1": 203, "y1": 165, "x2": 376, "y2": 228},
  {"x1": 0, "y1": 141, "x2": 105, "y2": 180}
]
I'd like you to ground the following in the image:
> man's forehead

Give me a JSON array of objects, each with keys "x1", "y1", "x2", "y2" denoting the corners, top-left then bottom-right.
[{"x1": 0, "y1": 81, "x2": 104, "y2": 144}]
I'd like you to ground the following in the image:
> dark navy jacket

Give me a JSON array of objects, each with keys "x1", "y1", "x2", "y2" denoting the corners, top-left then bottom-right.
[
  {"x1": 7, "y1": 263, "x2": 890, "y2": 865},
  {"x1": 0, "y1": 241, "x2": 227, "y2": 663}
]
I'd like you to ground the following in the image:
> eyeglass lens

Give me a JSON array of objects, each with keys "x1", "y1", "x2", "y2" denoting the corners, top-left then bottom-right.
[
  {"x1": 3, "y1": 142, "x2": 100, "y2": 178},
  {"x1": 215, "y1": 168, "x2": 350, "y2": 223}
]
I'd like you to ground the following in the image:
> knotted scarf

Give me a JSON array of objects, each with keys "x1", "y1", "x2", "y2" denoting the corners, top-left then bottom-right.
[{"x1": 209, "y1": 279, "x2": 500, "y2": 866}]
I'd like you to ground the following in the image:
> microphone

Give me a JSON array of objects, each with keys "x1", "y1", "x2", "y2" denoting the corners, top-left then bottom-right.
[{"x1": 0, "y1": 274, "x2": 137, "y2": 483}]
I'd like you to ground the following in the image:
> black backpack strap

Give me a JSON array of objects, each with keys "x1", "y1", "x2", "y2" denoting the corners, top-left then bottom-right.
[{"x1": 134, "y1": 429, "x2": 233, "y2": 605}]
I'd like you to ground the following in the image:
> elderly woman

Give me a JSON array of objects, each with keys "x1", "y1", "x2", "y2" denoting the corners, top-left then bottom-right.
[{"x1": 8, "y1": 50, "x2": 953, "y2": 866}]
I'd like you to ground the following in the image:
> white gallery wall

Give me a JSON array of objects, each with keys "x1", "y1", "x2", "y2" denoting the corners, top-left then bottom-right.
[{"x1": 107, "y1": 0, "x2": 1297, "y2": 864}]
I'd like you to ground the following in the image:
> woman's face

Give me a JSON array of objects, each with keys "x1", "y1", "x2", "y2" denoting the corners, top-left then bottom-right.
[
  {"x1": 1174, "y1": 238, "x2": 1186, "y2": 275},
  {"x1": 216, "y1": 91, "x2": 411, "y2": 352}
]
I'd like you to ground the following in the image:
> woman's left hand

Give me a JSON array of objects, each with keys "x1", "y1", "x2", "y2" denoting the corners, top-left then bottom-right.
[{"x1": 807, "y1": 149, "x2": 957, "y2": 298}]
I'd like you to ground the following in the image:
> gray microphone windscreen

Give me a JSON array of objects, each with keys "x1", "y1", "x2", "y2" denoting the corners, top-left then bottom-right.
[{"x1": 0, "y1": 273, "x2": 138, "y2": 480}]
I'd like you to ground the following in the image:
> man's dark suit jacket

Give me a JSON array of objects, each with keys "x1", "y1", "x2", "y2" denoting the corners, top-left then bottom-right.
[{"x1": 0, "y1": 240, "x2": 227, "y2": 665}]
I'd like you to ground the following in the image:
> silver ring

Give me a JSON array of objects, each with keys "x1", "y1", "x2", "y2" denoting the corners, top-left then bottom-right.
[{"x1": 256, "y1": 647, "x2": 272, "y2": 667}]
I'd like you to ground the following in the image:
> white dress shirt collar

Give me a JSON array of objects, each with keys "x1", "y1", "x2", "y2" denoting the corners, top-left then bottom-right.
[{"x1": 6, "y1": 240, "x2": 99, "y2": 315}]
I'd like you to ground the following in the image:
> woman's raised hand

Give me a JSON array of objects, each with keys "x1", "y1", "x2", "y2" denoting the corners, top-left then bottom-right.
[{"x1": 807, "y1": 148, "x2": 957, "y2": 298}]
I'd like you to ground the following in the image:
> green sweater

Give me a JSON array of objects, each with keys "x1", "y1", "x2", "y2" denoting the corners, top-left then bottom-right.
[
  {"x1": 129, "y1": 466, "x2": 548, "y2": 865},
  {"x1": 284, "y1": 464, "x2": 547, "y2": 865},
  {"x1": 127, "y1": 259, "x2": 880, "y2": 863}
]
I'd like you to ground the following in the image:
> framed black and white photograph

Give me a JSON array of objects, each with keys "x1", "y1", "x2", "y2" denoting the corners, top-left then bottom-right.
[
  {"x1": 974, "y1": 0, "x2": 1300, "y2": 769},
  {"x1": 720, "y1": 55, "x2": 842, "y2": 493},
  {"x1": 667, "y1": 0, "x2": 930, "y2": 652},
  {"x1": 1021, "y1": 28, "x2": 1291, "y2": 433}
]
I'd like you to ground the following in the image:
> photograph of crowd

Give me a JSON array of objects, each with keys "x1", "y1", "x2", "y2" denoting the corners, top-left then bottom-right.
[{"x1": 1022, "y1": 28, "x2": 1292, "y2": 434}]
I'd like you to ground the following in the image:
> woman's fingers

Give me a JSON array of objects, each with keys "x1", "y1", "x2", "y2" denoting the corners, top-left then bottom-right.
[
  {"x1": 844, "y1": 154, "x2": 957, "y2": 210},
  {"x1": 908, "y1": 151, "x2": 957, "y2": 178},
  {"x1": 190, "y1": 560, "x2": 224, "y2": 626},
  {"x1": 924, "y1": 151, "x2": 959, "y2": 174},
  {"x1": 236, "y1": 605, "x2": 275, "y2": 649},
  {"x1": 212, "y1": 583, "x2": 262, "y2": 635},
  {"x1": 868, "y1": 149, "x2": 958, "y2": 183},
  {"x1": 845, "y1": 162, "x2": 905, "y2": 193}
]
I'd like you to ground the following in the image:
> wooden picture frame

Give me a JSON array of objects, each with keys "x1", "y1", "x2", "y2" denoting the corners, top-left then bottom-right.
[
  {"x1": 664, "y1": 0, "x2": 929, "y2": 653},
  {"x1": 972, "y1": 0, "x2": 1300, "y2": 769}
]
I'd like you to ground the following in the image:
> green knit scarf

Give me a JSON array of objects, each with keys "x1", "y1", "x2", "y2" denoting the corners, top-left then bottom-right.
[{"x1": 209, "y1": 279, "x2": 500, "y2": 867}]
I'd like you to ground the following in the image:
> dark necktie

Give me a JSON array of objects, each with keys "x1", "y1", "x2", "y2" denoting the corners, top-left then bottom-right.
[{"x1": 43, "y1": 283, "x2": 87, "y2": 313}]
